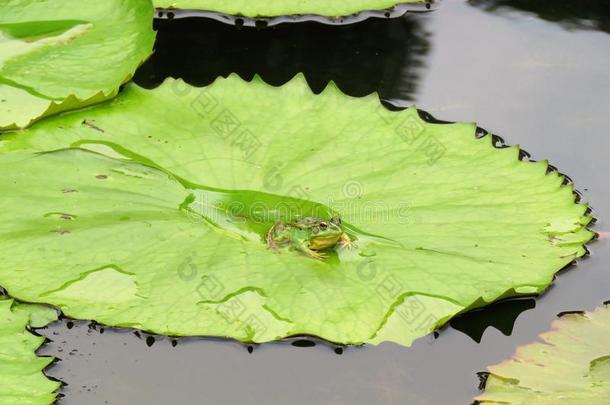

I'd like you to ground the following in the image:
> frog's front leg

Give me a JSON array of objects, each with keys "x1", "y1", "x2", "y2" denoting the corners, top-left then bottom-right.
[{"x1": 337, "y1": 233, "x2": 356, "y2": 249}]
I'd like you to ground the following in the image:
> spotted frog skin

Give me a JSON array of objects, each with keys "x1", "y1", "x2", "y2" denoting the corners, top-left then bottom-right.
[{"x1": 266, "y1": 216, "x2": 353, "y2": 259}]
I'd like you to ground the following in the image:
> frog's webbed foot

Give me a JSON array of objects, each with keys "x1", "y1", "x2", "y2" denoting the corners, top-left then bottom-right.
[
  {"x1": 306, "y1": 250, "x2": 326, "y2": 260},
  {"x1": 337, "y1": 234, "x2": 356, "y2": 250},
  {"x1": 295, "y1": 246, "x2": 326, "y2": 260}
]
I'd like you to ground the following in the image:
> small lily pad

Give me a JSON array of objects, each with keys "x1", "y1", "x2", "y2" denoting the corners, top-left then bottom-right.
[
  {"x1": 476, "y1": 304, "x2": 610, "y2": 404},
  {"x1": 153, "y1": 0, "x2": 424, "y2": 17},
  {"x1": 0, "y1": 298, "x2": 59, "y2": 404},
  {"x1": 0, "y1": 0, "x2": 155, "y2": 130},
  {"x1": 0, "y1": 75, "x2": 593, "y2": 346}
]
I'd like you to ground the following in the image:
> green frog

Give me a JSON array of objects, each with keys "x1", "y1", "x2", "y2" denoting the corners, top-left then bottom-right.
[{"x1": 266, "y1": 216, "x2": 353, "y2": 260}]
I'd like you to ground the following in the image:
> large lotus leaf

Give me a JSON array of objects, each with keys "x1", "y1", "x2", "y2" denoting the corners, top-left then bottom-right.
[
  {"x1": 0, "y1": 0, "x2": 155, "y2": 130},
  {"x1": 0, "y1": 298, "x2": 59, "y2": 404},
  {"x1": 153, "y1": 0, "x2": 420, "y2": 17},
  {"x1": 476, "y1": 304, "x2": 610, "y2": 404},
  {"x1": 0, "y1": 76, "x2": 593, "y2": 346}
]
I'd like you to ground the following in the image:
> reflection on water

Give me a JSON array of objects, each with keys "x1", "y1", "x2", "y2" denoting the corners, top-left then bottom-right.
[
  {"x1": 469, "y1": 0, "x2": 610, "y2": 34},
  {"x1": 133, "y1": 15, "x2": 431, "y2": 100}
]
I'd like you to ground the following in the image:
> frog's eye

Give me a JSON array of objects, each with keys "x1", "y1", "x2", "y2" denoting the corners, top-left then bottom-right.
[
  {"x1": 319, "y1": 222, "x2": 328, "y2": 229},
  {"x1": 312, "y1": 226, "x2": 320, "y2": 234}
]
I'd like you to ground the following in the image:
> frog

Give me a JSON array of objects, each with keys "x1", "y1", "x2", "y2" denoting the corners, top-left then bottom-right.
[{"x1": 266, "y1": 216, "x2": 353, "y2": 260}]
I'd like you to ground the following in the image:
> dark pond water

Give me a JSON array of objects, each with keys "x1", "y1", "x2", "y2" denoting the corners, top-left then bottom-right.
[{"x1": 37, "y1": 1, "x2": 610, "y2": 403}]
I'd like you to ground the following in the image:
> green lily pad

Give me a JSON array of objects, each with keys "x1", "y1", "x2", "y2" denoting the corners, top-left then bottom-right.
[
  {"x1": 153, "y1": 0, "x2": 422, "y2": 17},
  {"x1": 476, "y1": 304, "x2": 610, "y2": 404},
  {"x1": 0, "y1": 0, "x2": 155, "y2": 130},
  {"x1": 0, "y1": 75, "x2": 593, "y2": 346},
  {"x1": 0, "y1": 298, "x2": 59, "y2": 405}
]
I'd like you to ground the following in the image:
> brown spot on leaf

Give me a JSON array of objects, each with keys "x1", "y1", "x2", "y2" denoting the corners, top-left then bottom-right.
[
  {"x1": 51, "y1": 229, "x2": 71, "y2": 235},
  {"x1": 96, "y1": 175, "x2": 108, "y2": 180},
  {"x1": 62, "y1": 188, "x2": 78, "y2": 193}
]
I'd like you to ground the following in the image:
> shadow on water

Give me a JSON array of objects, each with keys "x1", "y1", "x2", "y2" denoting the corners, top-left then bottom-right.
[
  {"x1": 449, "y1": 298, "x2": 536, "y2": 343},
  {"x1": 469, "y1": 0, "x2": 610, "y2": 34},
  {"x1": 133, "y1": 15, "x2": 431, "y2": 100}
]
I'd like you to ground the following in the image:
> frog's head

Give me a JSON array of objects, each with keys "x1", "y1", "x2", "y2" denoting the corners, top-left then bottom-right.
[{"x1": 308, "y1": 216, "x2": 344, "y2": 251}]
